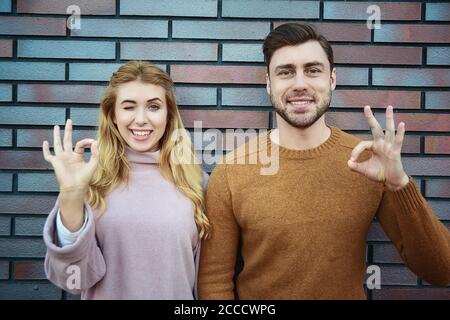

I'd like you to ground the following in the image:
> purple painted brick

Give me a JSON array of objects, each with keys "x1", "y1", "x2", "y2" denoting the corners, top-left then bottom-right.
[
  {"x1": 427, "y1": 48, "x2": 450, "y2": 65},
  {"x1": 0, "y1": 195, "x2": 57, "y2": 214},
  {"x1": 0, "y1": 107, "x2": 65, "y2": 125},
  {"x1": 71, "y1": 19, "x2": 167, "y2": 38},
  {"x1": 0, "y1": 217, "x2": 11, "y2": 236},
  {"x1": 222, "y1": 43, "x2": 264, "y2": 62},
  {"x1": 373, "y1": 244, "x2": 403, "y2": 264},
  {"x1": 0, "y1": 40, "x2": 13, "y2": 57},
  {"x1": 18, "y1": 173, "x2": 58, "y2": 193},
  {"x1": 324, "y1": 2, "x2": 421, "y2": 20},
  {"x1": 0, "y1": 173, "x2": 13, "y2": 192},
  {"x1": 428, "y1": 200, "x2": 450, "y2": 220},
  {"x1": 120, "y1": 0, "x2": 217, "y2": 17},
  {"x1": 18, "y1": 40, "x2": 115, "y2": 60},
  {"x1": 222, "y1": 88, "x2": 271, "y2": 106},
  {"x1": 173, "y1": 21, "x2": 270, "y2": 40},
  {"x1": 373, "y1": 68, "x2": 450, "y2": 87},
  {"x1": 0, "y1": 62, "x2": 65, "y2": 81},
  {"x1": 18, "y1": 84, "x2": 105, "y2": 104},
  {"x1": 223, "y1": 0, "x2": 319, "y2": 19},
  {"x1": 0, "y1": 16, "x2": 66, "y2": 36},
  {"x1": 367, "y1": 222, "x2": 389, "y2": 242},
  {"x1": 17, "y1": 0, "x2": 115, "y2": 15},
  {"x1": 121, "y1": 42, "x2": 217, "y2": 61},
  {"x1": 425, "y1": 180, "x2": 450, "y2": 198},
  {"x1": 174, "y1": 87, "x2": 217, "y2": 106},
  {"x1": 403, "y1": 158, "x2": 450, "y2": 178},
  {"x1": 0, "y1": 151, "x2": 51, "y2": 170},
  {"x1": 379, "y1": 266, "x2": 418, "y2": 286},
  {"x1": 14, "y1": 217, "x2": 47, "y2": 236},
  {"x1": 0, "y1": 129, "x2": 12, "y2": 147},
  {"x1": 426, "y1": 3, "x2": 450, "y2": 21},
  {"x1": 14, "y1": 261, "x2": 46, "y2": 280},
  {"x1": 425, "y1": 92, "x2": 450, "y2": 110}
]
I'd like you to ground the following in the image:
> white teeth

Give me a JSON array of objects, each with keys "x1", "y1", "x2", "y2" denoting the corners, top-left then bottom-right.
[
  {"x1": 290, "y1": 101, "x2": 312, "y2": 105},
  {"x1": 132, "y1": 130, "x2": 152, "y2": 136}
]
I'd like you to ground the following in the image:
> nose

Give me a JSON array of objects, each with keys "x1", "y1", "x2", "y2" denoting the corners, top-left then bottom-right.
[
  {"x1": 292, "y1": 73, "x2": 308, "y2": 91},
  {"x1": 134, "y1": 106, "x2": 148, "y2": 125}
]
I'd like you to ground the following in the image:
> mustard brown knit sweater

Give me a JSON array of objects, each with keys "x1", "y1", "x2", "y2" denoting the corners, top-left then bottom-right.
[{"x1": 198, "y1": 126, "x2": 450, "y2": 299}]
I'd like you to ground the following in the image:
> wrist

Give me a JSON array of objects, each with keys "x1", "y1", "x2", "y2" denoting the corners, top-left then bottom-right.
[{"x1": 385, "y1": 174, "x2": 409, "y2": 191}]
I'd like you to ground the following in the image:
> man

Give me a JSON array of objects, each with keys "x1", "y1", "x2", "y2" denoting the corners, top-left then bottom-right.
[{"x1": 198, "y1": 22, "x2": 450, "y2": 299}]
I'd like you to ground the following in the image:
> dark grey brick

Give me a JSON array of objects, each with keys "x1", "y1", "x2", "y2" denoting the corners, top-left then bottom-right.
[
  {"x1": 0, "y1": 238, "x2": 46, "y2": 258},
  {"x1": 15, "y1": 217, "x2": 47, "y2": 236},
  {"x1": 0, "y1": 282, "x2": 61, "y2": 300},
  {"x1": 18, "y1": 173, "x2": 58, "y2": 192}
]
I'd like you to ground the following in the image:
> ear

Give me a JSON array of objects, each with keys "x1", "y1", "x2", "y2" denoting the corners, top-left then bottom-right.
[
  {"x1": 266, "y1": 73, "x2": 271, "y2": 96},
  {"x1": 330, "y1": 67, "x2": 337, "y2": 91}
]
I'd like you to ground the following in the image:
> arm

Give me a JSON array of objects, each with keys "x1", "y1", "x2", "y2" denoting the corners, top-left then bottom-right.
[
  {"x1": 376, "y1": 178, "x2": 450, "y2": 286},
  {"x1": 44, "y1": 200, "x2": 106, "y2": 294},
  {"x1": 198, "y1": 164, "x2": 240, "y2": 299}
]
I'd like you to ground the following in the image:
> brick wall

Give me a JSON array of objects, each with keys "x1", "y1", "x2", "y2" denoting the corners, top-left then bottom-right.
[{"x1": 0, "y1": 0, "x2": 449, "y2": 300}]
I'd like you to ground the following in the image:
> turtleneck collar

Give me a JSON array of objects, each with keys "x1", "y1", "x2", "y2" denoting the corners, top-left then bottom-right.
[
  {"x1": 125, "y1": 146, "x2": 160, "y2": 164},
  {"x1": 266, "y1": 125, "x2": 342, "y2": 160}
]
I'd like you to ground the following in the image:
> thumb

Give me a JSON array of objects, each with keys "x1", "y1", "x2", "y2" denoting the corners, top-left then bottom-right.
[{"x1": 348, "y1": 159, "x2": 365, "y2": 175}]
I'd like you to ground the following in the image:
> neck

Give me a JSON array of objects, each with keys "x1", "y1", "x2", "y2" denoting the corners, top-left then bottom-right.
[{"x1": 271, "y1": 114, "x2": 331, "y2": 150}]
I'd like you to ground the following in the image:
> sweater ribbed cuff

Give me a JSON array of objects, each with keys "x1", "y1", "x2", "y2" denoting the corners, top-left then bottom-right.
[{"x1": 385, "y1": 176, "x2": 424, "y2": 215}]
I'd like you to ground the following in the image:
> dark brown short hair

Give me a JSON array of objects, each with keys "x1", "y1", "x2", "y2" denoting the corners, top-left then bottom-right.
[{"x1": 263, "y1": 22, "x2": 334, "y2": 74}]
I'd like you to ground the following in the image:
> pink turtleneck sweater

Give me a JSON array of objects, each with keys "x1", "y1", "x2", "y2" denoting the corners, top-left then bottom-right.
[{"x1": 43, "y1": 148, "x2": 207, "y2": 299}]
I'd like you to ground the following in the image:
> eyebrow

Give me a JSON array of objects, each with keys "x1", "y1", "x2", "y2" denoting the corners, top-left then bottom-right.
[
  {"x1": 120, "y1": 98, "x2": 162, "y2": 105},
  {"x1": 274, "y1": 61, "x2": 325, "y2": 72}
]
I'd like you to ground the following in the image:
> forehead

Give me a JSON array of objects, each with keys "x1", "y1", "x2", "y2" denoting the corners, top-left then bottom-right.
[
  {"x1": 269, "y1": 40, "x2": 330, "y2": 71},
  {"x1": 116, "y1": 81, "x2": 166, "y2": 102}
]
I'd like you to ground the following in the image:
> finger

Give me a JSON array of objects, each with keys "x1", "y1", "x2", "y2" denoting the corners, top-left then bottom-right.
[
  {"x1": 63, "y1": 119, "x2": 73, "y2": 153},
  {"x1": 53, "y1": 125, "x2": 63, "y2": 154},
  {"x1": 385, "y1": 105, "x2": 395, "y2": 144},
  {"x1": 88, "y1": 140, "x2": 99, "y2": 170},
  {"x1": 364, "y1": 106, "x2": 384, "y2": 140},
  {"x1": 394, "y1": 122, "x2": 406, "y2": 153},
  {"x1": 74, "y1": 138, "x2": 95, "y2": 155},
  {"x1": 42, "y1": 140, "x2": 53, "y2": 163},
  {"x1": 350, "y1": 140, "x2": 374, "y2": 162}
]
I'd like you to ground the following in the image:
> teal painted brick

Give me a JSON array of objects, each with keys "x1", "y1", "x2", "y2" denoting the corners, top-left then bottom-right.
[
  {"x1": 222, "y1": 88, "x2": 270, "y2": 106},
  {"x1": 71, "y1": 108, "x2": 100, "y2": 126},
  {"x1": 0, "y1": 62, "x2": 65, "y2": 81},
  {"x1": 18, "y1": 40, "x2": 115, "y2": 59},
  {"x1": 69, "y1": 63, "x2": 126, "y2": 81},
  {"x1": 120, "y1": 0, "x2": 217, "y2": 17},
  {"x1": 427, "y1": 48, "x2": 450, "y2": 65},
  {"x1": 0, "y1": 239, "x2": 46, "y2": 258},
  {"x1": 121, "y1": 42, "x2": 217, "y2": 61},
  {"x1": 0, "y1": 84, "x2": 12, "y2": 101},
  {"x1": 223, "y1": 0, "x2": 319, "y2": 19},
  {"x1": 425, "y1": 92, "x2": 450, "y2": 110},
  {"x1": 0, "y1": 261, "x2": 8, "y2": 279},
  {"x1": 0, "y1": 129, "x2": 12, "y2": 146},
  {"x1": 426, "y1": 3, "x2": 450, "y2": 21},
  {"x1": 18, "y1": 173, "x2": 58, "y2": 192},
  {"x1": 15, "y1": 217, "x2": 47, "y2": 236},
  {"x1": 0, "y1": 107, "x2": 66, "y2": 125},
  {"x1": 0, "y1": 0, "x2": 11, "y2": 12},
  {"x1": 373, "y1": 68, "x2": 450, "y2": 87},
  {"x1": 17, "y1": 129, "x2": 97, "y2": 147},
  {"x1": 173, "y1": 21, "x2": 270, "y2": 40},
  {"x1": 0, "y1": 282, "x2": 61, "y2": 300},
  {"x1": 71, "y1": 19, "x2": 167, "y2": 38},
  {"x1": 0, "y1": 217, "x2": 10, "y2": 236},
  {"x1": 337, "y1": 67, "x2": 369, "y2": 86},
  {"x1": 222, "y1": 43, "x2": 264, "y2": 62},
  {"x1": 175, "y1": 87, "x2": 217, "y2": 106},
  {"x1": 0, "y1": 173, "x2": 13, "y2": 191}
]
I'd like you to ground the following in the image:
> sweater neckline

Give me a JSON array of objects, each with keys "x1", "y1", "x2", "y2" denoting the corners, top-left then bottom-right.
[
  {"x1": 125, "y1": 146, "x2": 160, "y2": 164},
  {"x1": 266, "y1": 125, "x2": 342, "y2": 160}
]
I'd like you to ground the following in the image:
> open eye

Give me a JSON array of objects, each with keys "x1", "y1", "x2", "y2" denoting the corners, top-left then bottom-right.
[
  {"x1": 306, "y1": 68, "x2": 322, "y2": 75},
  {"x1": 147, "y1": 104, "x2": 160, "y2": 111},
  {"x1": 277, "y1": 69, "x2": 293, "y2": 77}
]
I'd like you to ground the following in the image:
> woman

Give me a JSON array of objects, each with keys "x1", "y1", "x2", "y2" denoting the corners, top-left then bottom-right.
[{"x1": 42, "y1": 61, "x2": 210, "y2": 299}]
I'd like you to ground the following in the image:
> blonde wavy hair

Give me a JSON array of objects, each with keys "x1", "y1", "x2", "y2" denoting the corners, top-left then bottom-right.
[{"x1": 87, "y1": 60, "x2": 210, "y2": 239}]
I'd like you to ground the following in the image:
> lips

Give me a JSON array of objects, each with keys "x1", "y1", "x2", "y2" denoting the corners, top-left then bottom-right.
[{"x1": 286, "y1": 96, "x2": 315, "y2": 111}]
